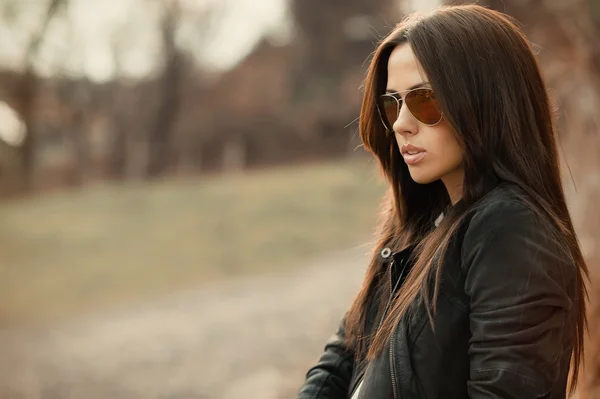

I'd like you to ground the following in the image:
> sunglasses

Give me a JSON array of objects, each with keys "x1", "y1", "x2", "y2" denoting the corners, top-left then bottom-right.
[{"x1": 377, "y1": 87, "x2": 443, "y2": 130}]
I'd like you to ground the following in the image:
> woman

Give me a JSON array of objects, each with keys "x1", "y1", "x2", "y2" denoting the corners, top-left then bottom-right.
[{"x1": 296, "y1": 4, "x2": 588, "y2": 399}]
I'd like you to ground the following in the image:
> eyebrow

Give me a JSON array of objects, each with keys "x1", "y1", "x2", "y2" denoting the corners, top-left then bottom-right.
[{"x1": 386, "y1": 82, "x2": 430, "y2": 93}]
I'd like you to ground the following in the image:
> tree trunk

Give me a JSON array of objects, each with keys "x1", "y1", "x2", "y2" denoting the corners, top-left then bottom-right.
[
  {"x1": 15, "y1": 0, "x2": 65, "y2": 192},
  {"x1": 146, "y1": 2, "x2": 181, "y2": 179}
]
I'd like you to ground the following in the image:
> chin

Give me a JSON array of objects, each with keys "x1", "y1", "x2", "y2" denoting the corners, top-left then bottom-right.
[{"x1": 408, "y1": 171, "x2": 438, "y2": 185}]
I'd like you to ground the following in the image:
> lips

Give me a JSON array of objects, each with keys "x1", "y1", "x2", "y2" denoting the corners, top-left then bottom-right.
[{"x1": 401, "y1": 143, "x2": 426, "y2": 165}]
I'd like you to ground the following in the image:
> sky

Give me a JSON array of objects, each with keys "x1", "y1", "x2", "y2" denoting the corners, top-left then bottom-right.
[{"x1": 0, "y1": 0, "x2": 291, "y2": 82}]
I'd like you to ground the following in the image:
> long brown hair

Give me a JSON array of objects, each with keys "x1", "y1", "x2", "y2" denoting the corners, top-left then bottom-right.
[{"x1": 346, "y1": 4, "x2": 588, "y2": 394}]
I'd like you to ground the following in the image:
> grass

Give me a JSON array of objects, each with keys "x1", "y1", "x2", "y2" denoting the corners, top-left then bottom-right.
[{"x1": 0, "y1": 157, "x2": 386, "y2": 326}]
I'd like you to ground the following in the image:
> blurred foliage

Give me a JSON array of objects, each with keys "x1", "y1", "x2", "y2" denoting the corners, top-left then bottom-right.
[{"x1": 0, "y1": 0, "x2": 399, "y2": 196}]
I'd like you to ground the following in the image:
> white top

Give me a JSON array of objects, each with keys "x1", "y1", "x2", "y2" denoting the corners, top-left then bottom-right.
[{"x1": 350, "y1": 379, "x2": 364, "y2": 399}]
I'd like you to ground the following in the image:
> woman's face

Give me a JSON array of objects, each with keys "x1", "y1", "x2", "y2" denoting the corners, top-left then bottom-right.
[{"x1": 386, "y1": 43, "x2": 464, "y2": 200}]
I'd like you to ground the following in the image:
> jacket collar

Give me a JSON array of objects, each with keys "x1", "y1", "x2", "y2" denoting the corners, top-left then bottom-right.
[{"x1": 392, "y1": 242, "x2": 418, "y2": 266}]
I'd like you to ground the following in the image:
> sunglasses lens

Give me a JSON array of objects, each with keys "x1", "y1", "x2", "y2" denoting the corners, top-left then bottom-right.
[
  {"x1": 405, "y1": 88, "x2": 442, "y2": 125},
  {"x1": 379, "y1": 95, "x2": 399, "y2": 130}
]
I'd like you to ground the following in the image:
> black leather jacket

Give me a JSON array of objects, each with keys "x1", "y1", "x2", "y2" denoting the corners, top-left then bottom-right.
[{"x1": 297, "y1": 186, "x2": 576, "y2": 399}]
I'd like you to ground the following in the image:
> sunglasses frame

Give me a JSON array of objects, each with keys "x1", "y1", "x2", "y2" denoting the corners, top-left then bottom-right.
[{"x1": 377, "y1": 87, "x2": 444, "y2": 130}]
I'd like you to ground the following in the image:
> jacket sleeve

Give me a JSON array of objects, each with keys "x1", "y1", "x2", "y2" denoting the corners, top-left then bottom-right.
[
  {"x1": 462, "y1": 200, "x2": 575, "y2": 398},
  {"x1": 296, "y1": 313, "x2": 355, "y2": 399}
]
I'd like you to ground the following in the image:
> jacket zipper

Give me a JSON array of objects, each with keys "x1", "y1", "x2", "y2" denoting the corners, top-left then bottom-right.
[
  {"x1": 348, "y1": 256, "x2": 398, "y2": 399},
  {"x1": 389, "y1": 258, "x2": 405, "y2": 399},
  {"x1": 390, "y1": 336, "x2": 398, "y2": 399}
]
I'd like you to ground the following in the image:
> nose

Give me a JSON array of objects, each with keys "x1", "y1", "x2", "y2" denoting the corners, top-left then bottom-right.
[{"x1": 392, "y1": 98, "x2": 418, "y2": 136}]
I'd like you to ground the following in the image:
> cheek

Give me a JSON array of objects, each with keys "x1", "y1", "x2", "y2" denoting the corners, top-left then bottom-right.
[
  {"x1": 440, "y1": 137, "x2": 464, "y2": 166},
  {"x1": 394, "y1": 134, "x2": 402, "y2": 151},
  {"x1": 409, "y1": 128, "x2": 463, "y2": 183},
  {"x1": 425, "y1": 125, "x2": 460, "y2": 156},
  {"x1": 434, "y1": 133, "x2": 463, "y2": 168}
]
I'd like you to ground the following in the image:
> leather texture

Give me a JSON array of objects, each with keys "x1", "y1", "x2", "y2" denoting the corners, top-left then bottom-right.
[{"x1": 296, "y1": 185, "x2": 576, "y2": 399}]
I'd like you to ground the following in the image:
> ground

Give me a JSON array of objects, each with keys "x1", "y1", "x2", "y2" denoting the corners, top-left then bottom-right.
[{"x1": 0, "y1": 246, "x2": 368, "y2": 399}]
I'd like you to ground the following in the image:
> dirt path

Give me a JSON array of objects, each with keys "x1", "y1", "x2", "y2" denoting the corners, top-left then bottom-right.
[{"x1": 0, "y1": 246, "x2": 369, "y2": 399}]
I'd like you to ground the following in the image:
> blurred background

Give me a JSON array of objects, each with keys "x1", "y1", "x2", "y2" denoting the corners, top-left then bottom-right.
[{"x1": 0, "y1": 0, "x2": 598, "y2": 398}]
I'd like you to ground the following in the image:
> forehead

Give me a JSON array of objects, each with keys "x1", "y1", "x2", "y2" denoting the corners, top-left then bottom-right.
[{"x1": 386, "y1": 43, "x2": 427, "y2": 91}]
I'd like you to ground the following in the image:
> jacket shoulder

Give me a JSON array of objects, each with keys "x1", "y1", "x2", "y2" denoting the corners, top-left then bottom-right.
[
  {"x1": 460, "y1": 185, "x2": 574, "y2": 277},
  {"x1": 465, "y1": 186, "x2": 543, "y2": 237}
]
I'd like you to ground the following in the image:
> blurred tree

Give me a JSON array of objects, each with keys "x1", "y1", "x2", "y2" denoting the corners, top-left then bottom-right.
[
  {"x1": 169, "y1": 1, "x2": 225, "y2": 175},
  {"x1": 290, "y1": 0, "x2": 399, "y2": 157},
  {"x1": 3, "y1": 0, "x2": 68, "y2": 191},
  {"x1": 146, "y1": 0, "x2": 183, "y2": 178},
  {"x1": 0, "y1": 0, "x2": 404, "y2": 193},
  {"x1": 71, "y1": 80, "x2": 96, "y2": 185},
  {"x1": 106, "y1": 24, "x2": 131, "y2": 180},
  {"x1": 291, "y1": 0, "x2": 396, "y2": 101}
]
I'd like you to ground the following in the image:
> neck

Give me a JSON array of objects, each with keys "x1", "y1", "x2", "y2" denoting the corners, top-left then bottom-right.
[{"x1": 442, "y1": 167, "x2": 464, "y2": 205}]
